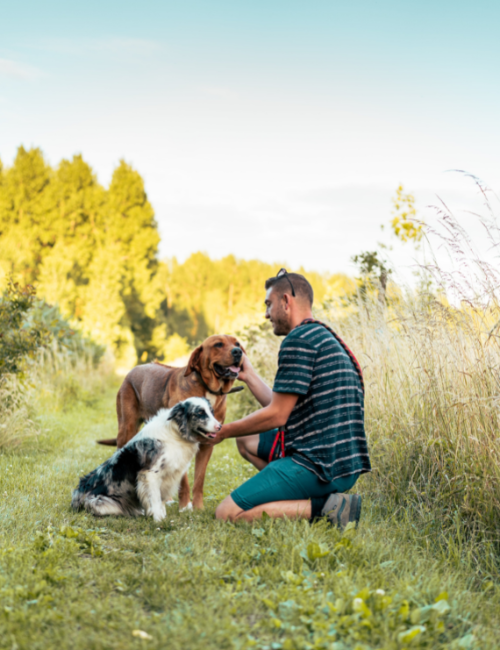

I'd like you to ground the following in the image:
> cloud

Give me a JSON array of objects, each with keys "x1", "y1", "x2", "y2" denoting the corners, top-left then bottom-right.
[
  {"x1": 0, "y1": 58, "x2": 42, "y2": 79},
  {"x1": 38, "y1": 37, "x2": 161, "y2": 57}
]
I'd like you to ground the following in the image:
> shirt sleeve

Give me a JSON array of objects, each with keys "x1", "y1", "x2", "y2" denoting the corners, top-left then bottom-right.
[{"x1": 273, "y1": 337, "x2": 317, "y2": 395}]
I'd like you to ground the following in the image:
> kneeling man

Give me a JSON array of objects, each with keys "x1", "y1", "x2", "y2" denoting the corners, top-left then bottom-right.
[{"x1": 211, "y1": 270, "x2": 371, "y2": 528}]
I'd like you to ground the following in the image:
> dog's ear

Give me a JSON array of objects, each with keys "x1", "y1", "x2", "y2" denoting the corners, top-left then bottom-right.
[
  {"x1": 185, "y1": 345, "x2": 203, "y2": 376},
  {"x1": 168, "y1": 401, "x2": 189, "y2": 433}
]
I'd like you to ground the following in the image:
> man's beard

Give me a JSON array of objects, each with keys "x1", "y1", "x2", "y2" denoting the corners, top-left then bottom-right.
[{"x1": 271, "y1": 306, "x2": 291, "y2": 336}]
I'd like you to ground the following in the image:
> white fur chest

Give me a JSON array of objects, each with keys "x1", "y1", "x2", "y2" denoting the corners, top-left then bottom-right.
[{"x1": 157, "y1": 435, "x2": 198, "y2": 478}]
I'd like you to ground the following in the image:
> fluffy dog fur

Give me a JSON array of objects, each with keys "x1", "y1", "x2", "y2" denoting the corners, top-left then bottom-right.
[
  {"x1": 71, "y1": 398, "x2": 221, "y2": 521},
  {"x1": 96, "y1": 334, "x2": 245, "y2": 510}
]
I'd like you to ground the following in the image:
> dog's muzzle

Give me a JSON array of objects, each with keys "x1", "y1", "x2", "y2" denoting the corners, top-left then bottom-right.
[
  {"x1": 213, "y1": 362, "x2": 241, "y2": 378},
  {"x1": 196, "y1": 422, "x2": 222, "y2": 439}
]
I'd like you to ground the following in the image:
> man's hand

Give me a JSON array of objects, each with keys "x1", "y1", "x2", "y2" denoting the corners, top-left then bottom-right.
[
  {"x1": 236, "y1": 353, "x2": 256, "y2": 384},
  {"x1": 206, "y1": 392, "x2": 298, "y2": 445},
  {"x1": 205, "y1": 423, "x2": 231, "y2": 446}
]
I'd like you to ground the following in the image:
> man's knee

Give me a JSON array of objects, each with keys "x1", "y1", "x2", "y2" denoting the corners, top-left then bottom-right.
[
  {"x1": 215, "y1": 495, "x2": 242, "y2": 521},
  {"x1": 236, "y1": 437, "x2": 249, "y2": 460}
]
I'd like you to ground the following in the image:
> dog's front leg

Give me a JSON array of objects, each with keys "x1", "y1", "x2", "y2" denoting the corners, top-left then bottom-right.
[
  {"x1": 178, "y1": 473, "x2": 191, "y2": 510},
  {"x1": 192, "y1": 444, "x2": 214, "y2": 510},
  {"x1": 137, "y1": 471, "x2": 165, "y2": 522}
]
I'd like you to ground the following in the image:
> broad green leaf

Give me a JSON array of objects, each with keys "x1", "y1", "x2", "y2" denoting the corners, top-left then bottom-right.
[
  {"x1": 398, "y1": 625, "x2": 425, "y2": 644},
  {"x1": 306, "y1": 541, "x2": 330, "y2": 561}
]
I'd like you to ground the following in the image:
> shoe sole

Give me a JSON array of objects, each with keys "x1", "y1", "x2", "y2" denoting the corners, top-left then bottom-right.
[
  {"x1": 337, "y1": 494, "x2": 362, "y2": 530},
  {"x1": 351, "y1": 494, "x2": 362, "y2": 528}
]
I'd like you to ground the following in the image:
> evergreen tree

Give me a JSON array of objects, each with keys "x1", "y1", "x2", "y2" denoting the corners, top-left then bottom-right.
[
  {"x1": 105, "y1": 161, "x2": 161, "y2": 359},
  {"x1": 37, "y1": 155, "x2": 105, "y2": 316},
  {"x1": 0, "y1": 147, "x2": 52, "y2": 283},
  {"x1": 0, "y1": 145, "x2": 357, "y2": 368}
]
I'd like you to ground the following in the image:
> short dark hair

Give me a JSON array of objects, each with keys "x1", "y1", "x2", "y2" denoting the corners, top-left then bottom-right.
[{"x1": 265, "y1": 271, "x2": 314, "y2": 305}]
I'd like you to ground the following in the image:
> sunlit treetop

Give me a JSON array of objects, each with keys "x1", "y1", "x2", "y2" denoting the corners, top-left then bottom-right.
[{"x1": 390, "y1": 184, "x2": 423, "y2": 243}]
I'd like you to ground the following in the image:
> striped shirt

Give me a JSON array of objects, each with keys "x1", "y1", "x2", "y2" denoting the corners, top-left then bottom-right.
[{"x1": 273, "y1": 322, "x2": 371, "y2": 482}]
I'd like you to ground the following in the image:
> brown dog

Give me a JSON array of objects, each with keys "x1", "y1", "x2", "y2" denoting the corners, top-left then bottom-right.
[{"x1": 97, "y1": 335, "x2": 244, "y2": 510}]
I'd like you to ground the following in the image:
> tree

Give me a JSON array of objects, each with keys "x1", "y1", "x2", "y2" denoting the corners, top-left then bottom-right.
[
  {"x1": 37, "y1": 155, "x2": 106, "y2": 316},
  {"x1": 352, "y1": 251, "x2": 391, "y2": 305},
  {"x1": 390, "y1": 185, "x2": 422, "y2": 244},
  {"x1": 0, "y1": 147, "x2": 52, "y2": 283},
  {"x1": 105, "y1": 161, "x2": 161, "y2": 360}
]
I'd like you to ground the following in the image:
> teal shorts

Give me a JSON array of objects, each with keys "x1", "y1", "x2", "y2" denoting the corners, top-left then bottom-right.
[{"x1": 231, "y1": 429, "x2": 359, "y2": 512}]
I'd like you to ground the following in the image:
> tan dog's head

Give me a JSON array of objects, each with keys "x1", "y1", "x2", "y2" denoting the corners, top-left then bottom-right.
[{"x1": 184, "y1": 335, "x2": 246, "y2": 392}]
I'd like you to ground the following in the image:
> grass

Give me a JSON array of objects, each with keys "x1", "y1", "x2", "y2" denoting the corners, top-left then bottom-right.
[
  {"x1": 0, "y1": 344, "x2": 111, "y2": 450},
  {"x1": 1, "y1": 382, "x2": 500, "y2": 649}
]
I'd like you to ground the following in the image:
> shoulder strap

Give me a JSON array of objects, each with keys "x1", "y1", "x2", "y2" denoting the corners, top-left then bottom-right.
[{"x1": 299, "y1": 318, "x2": 365, "y2": 395}]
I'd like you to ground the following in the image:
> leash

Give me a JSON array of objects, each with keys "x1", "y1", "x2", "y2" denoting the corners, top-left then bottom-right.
[
  {"x1": 268, "y1": 428, "x2": 285, "y2": 463},
  {"x1": 268, "y1": 318, "x2": 364, "y2": 463},
  {"x1": 195, "y1": 371, "x2": 244, "y2": 396},
  {"x1": 299, "y1": 318, "x2": 364, "y2": 395}
]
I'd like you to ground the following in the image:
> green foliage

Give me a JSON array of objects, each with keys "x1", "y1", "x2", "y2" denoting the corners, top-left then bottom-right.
[
  {"x1": 0, "y1": 278, "x2": 109, "y2": 448},
  {"x1": 0, "y1": 276, "x2": 105, "y2": 383},
  {"x1": 391, "y1": 184, "x2": 422, "y2": 243},
  {"x1": 157, "y1": 253, "x2": 355, "y2": 350},
  {"x1": 351, "y1": 251, "x2": 391, "y2": 304},
  {"x1": 0, "y1": 147, "x2": 160, "y2": 367},
  {"x1": 1, "y1": 146, "x2": 357, "y2": 367},
  {"x1": 0, "y1": 279, "x2": 48, "y2": 378}
]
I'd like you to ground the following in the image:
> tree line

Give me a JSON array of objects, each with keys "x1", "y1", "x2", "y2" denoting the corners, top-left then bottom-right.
[{"x1": 0, "y1": 146, "x2": 354, "y2": 366}]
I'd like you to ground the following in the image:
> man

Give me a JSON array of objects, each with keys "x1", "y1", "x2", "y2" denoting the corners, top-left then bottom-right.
[{"x1": 211, "y1": 269, "x2": 371, "y2": 528}]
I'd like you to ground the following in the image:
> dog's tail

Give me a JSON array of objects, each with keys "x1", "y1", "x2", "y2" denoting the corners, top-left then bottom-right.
[
  {"x1": 71, "y1": 489, "x2": 85, "y2": 511},
  {"x1": 96, "y1": 438, "x2": 118, "y2": 446}
]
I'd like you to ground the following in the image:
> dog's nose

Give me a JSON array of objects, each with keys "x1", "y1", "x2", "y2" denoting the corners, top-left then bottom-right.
[
  {"x1": 214, "y1": 422, "x2": 222, "y2": 432},
  {"x1": 231, "y1": 347, "x2": 243, "y2": 360}
]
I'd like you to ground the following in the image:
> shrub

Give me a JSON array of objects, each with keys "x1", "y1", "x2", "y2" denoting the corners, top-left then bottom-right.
[
  {"x1": 0, "y1": 278, "x2": 108, "y2": 449},
  {"x1": 0, "y1": 279, "x2": 48, "y2": 379}
]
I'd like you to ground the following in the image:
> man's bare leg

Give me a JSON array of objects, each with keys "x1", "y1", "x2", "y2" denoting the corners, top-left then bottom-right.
[
  {"x1": 215, "y1": 495, "x2": 311, "y2": 522},
  {"x1": 236, "y1": 434, "x2": 269, "y2": 471}
]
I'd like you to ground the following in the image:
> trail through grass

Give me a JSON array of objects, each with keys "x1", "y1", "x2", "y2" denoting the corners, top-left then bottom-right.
[{"x1": 1, "y1": 387, "x2": 499, "y2": 650}]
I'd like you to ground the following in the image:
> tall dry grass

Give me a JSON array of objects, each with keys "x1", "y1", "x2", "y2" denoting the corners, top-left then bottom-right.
[
  {"x1": 0, "y1": 343, "x2": 113, "y2": 450},
  {"x1": 332, "y1": 295, "x2": 500, "y2": 556},
  {"x1": 230, "y1": 294, "x2": 500, "y2": 566},
  {"x1": 230, "y1": 185, "x2": 500, "y2": 566}
]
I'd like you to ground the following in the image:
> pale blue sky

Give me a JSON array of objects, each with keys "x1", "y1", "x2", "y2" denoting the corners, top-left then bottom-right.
[{"x1": 1, "y1": 1, "x2": 499, "y2": 275}]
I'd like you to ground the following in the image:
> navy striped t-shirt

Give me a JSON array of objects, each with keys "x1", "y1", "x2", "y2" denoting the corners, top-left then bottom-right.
[{"x1": 273, "y1": 322, "x2": 371, "y2": 482}]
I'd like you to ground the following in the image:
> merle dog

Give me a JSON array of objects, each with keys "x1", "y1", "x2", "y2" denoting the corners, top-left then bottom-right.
[{"x1": 71, "y1": 398, "x2": 221, "y2": 521}]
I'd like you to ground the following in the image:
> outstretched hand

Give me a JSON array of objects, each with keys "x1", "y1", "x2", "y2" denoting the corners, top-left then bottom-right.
[
  {"x1": 236, "y1": 353, "x2": 255, "y2": 384},
  {"x1": 204, "y1": 424, "x2": 231, "y2": 446}
]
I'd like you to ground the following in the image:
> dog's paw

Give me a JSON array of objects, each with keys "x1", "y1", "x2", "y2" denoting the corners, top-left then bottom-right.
[
  {"x1": 165, "y1": 500, "x2": 175, "y2": 507},
  {"x1": 179, "y1": 502, "x2": 193, "y2": 512}
]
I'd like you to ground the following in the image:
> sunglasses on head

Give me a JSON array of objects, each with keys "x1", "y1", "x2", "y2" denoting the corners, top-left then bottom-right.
[{"x1": 276, "y1": 268, "x2": 296, "y2": 297}]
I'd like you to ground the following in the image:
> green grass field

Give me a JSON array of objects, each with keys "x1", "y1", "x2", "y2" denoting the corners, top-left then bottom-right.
[{"x1": 1, "y1": 384, "x2": 499, "y2": 650}]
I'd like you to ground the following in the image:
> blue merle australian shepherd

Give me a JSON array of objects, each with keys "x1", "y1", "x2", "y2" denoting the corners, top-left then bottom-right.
[{"x1": 71, "y1": 397, "x2": 221, "y2": 521}]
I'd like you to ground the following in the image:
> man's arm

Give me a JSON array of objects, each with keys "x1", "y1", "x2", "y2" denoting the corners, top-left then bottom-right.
[
  {"x1": 211, "y1": 391, "x2": 298, "y2": 444},
  {"x1": 237, "y1": 354, "x2": 273, "y2": 407}
]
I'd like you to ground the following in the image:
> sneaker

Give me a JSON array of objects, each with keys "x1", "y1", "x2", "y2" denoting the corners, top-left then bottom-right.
[{"x1": 321, "y1": 493, "x2": 362, "y2": 530}]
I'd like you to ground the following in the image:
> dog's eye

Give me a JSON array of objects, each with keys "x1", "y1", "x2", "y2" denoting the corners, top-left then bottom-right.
[
  {"x1": 235, "y1": 342, "x2": 241, "y2": 347},
  {"x1": 214, "y1": 342, "x2": 224, "y2": 348}
]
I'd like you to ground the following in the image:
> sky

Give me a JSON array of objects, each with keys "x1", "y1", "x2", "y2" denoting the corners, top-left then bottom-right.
[{"x1": 1, "y1": 0, "x2": 499, "y2": 279}]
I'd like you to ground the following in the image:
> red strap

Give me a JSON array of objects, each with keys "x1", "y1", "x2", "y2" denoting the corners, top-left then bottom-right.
[
  {"x1": 268, "y1": 428, "x2": 285, "y2": 463},
  {"x1": 300, "y1": 318, "x2": 364, "y2": 395},
  {"x1": 267, "y1": 321, "x2": 362, "y2": 464}
]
